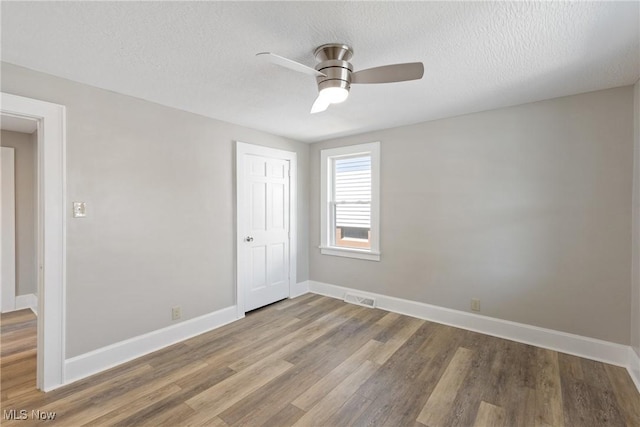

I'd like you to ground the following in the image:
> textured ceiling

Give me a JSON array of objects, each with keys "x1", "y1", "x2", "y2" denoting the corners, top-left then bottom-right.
[{"x1": 1, "y1": 2, "x2": 639, "y2": 143}]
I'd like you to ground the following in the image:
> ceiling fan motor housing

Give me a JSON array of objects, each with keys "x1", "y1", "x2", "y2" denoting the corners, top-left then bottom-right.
[{"x1": 314, "y1": 44, "x2": 354, "y2": 93}]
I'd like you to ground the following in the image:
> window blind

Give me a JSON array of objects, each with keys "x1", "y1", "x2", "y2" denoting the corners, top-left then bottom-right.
[{"x1": 334, "y1": 156, "x2": 371, "y2": 229}]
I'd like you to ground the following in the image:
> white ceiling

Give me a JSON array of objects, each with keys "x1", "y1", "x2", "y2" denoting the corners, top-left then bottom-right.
[{"x1": 1, "y1": 2, "x2": 638, "y2": 143}]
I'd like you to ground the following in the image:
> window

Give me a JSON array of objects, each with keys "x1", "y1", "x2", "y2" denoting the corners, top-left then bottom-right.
[{"x1": 320, "y1": 142, "x2": 380, "y2": 261}]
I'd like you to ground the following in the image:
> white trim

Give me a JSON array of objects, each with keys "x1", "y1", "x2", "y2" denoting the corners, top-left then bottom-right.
[
  {"x1": 631, "y1": 80, "x2": 640, "y2": 395},
  {"x1": 320, "y1": 142, "x2": 380, "y2": 261},
  {"x1": 289, "y1": 151, "x2": 298, "y2": 300},
  {"x1": 319, "y1": 246, "x2": 381, "y2": 261},
  {"x1": 629, "y1": 347, "x2": 640, "y2": 392},
  {"x1": 0, "y1": 147, "x2": 17, "y2": 313},
  {"x1": 1, "y1": 93, "x2": 66, "y2": 392},
  {"x1": 235, "y1": 142, "x2": 297, "y2": 316},
  {"x1": 15, "y1": 293, "x2": 38, "y2": 314},
  {"x1": 309, "y1": 280, "x2": 639, "y2": 393},
  {"x1": 65, "y1": 305, "x2": 238, "y2": 385},
  {"x1": 290, "y1": 280, "x2": 310, "y2": 299}
]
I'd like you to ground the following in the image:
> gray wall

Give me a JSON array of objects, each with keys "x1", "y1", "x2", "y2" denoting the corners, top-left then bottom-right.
[
  {"x1": 0, "y1": 130, "x2": 37, "y2": 297},
  {"x1": 1, "y1": 62, "x2": 309, "y2": 357},
  {"x1": 309, "y1": 86, "x2": 634, "y2": 345},
  {"x1": 2, "y1": 60, "x2": 634, "y2": 357},
  {"x1": 632, "y1": 79, "x2": 640, "y2": 358}
]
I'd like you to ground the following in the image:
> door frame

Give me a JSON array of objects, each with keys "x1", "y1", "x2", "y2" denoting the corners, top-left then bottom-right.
[
  {"x1": 1, "y1": 92, "x2": 66, "y2": 391},
  {"x1": 235, "y1": 141, "x2": 297, "y2": 318}
]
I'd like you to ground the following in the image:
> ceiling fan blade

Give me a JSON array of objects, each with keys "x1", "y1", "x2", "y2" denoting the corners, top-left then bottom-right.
[
  {"x1": 256, "y1": 52, "x2": 326, "y2": 77},
  {"x1": 351, "y1": 62, "x2": 424, "y2": 84},
  {"x1": 310, "y1": 95, "x2": 330, "y2": 114}
]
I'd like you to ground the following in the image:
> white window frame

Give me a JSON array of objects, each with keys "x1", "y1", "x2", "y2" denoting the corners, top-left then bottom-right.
[{"x1": 320, "y1": 142, "x2": 380, "y2": 261}]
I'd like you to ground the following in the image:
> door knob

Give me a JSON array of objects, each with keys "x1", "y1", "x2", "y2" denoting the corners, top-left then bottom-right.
[{"x1": 245, "y1": 236, "x2": 254, "y2": 242}]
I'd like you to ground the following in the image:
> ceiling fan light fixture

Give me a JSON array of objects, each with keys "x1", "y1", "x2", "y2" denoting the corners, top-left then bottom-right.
[{"x1": 319, "y1": 86, "x2": 349, "y2": 104}]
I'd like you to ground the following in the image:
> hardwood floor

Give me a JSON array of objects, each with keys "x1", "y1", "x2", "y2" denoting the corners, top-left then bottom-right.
[
  {"x1": 1, "y1": 309, "x2": 37, "y2": 403},
  {"x1": 1, "y1": 295, "x2": 638, "y2": 426}
]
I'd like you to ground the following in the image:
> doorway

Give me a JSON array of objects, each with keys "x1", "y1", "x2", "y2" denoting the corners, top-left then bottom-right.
[
  {"x1": 1, "y1": 121, "x2": 39, "y2": 314},
  {"x1": 236, "y1": 142, "x2": 297, "y2": 317},
  {"x1": 1, "y1": 93, "x2": 65, "y2": 391},
  {"x1": 1, "y1": 117, "x2": 39, "y2": 397}
]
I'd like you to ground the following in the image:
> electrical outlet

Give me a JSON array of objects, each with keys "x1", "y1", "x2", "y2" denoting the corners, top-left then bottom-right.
[
  {"x1": 471, "y1": 298, "x2": 481, "y2": 312},
  {"x1": 171, "y1": 306, "x2": 181, "y2": 320}
]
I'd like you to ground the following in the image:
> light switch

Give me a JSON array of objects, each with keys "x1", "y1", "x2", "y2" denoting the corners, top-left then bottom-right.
[{"x1": 73, "y1": 202, "x2": 86, "y2": 218}]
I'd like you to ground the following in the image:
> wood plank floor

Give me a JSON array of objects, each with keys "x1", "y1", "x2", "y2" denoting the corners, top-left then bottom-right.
[{"x1": 1, "y1": 295, "x2": 639, "y2": 426}]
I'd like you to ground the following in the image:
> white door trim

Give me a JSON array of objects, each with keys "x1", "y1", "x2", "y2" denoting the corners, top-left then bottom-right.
[
  {"x1": 1, "y1": 92, "x2": 66, "y2": 391},
  {"x1": 235, "y1": 142, "x2": 297, "y2": 318},
  {"x1": 1, "y1": 147, "x2": 17, "y2": 313}
]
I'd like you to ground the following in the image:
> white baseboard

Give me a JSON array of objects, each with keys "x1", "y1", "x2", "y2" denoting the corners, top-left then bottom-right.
[
  {"x1": 64, "y1": 305, "x2": 238, "y2": 385},
  {"x1": 290, "y1": 280, "x2": 310, "y2": 299},
  {"x1": 309, "y1": 280, "x2": 639, "y2": 393},
  {"x1": 15, "y1": 293, "x2": 37, "y2": 314},
  {"x1": 629, "y1": 347, "x2": 640, "y2": 392}
]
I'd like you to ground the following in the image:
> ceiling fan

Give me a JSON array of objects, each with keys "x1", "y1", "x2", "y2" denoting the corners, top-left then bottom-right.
[{"x1": 257, "y1": 43, "x2": 424, "y2": 114}]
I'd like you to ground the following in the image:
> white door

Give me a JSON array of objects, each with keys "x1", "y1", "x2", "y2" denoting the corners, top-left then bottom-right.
[{"x1": 237, "y1": 145, "x2": 293, "y2": 312}]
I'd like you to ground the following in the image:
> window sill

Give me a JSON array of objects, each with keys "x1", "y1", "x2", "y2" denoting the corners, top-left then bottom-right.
[{"x1": 319, "y1": 246, "x2": 381, "y2": 261}]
